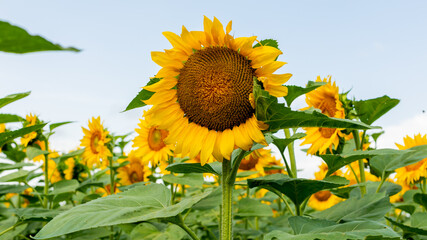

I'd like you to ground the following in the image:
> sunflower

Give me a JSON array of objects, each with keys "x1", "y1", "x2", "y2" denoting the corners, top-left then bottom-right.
[
  {"x1": 395, "y1": 134, "x2": 427, "y2": 185},
  {"x1": 117, "y1": 150, "x2": 151, "y2": 185},
  {"x1": 238, "y1": 148, "x2": 275, "y2": 177},
  {"x1": 96, "y1": 183, "x2": 121, "y2": 197},
  {"x1": 21, "y1": 113, "x2": 38, "y2": 147},
  {"x1": 80, "y1": 117, "x2": 112, "y2": 169},
  {"x1": 64, "y1": 158, "x2": 75, "y2": 180},
  {"x1": 264, "y1": 157, "x2": 286, "y2": 175},
  {"x1": 300, "y1": 76, "x2": 345, "y2": 155},
  {"x1": 314, "y1": 162, "x2": 343, "y2": 180},
  {"x1": 132, "y1": 112, "x2": 174, "y2": 167},
  {"x1": 308, "y1": 163, "x2": 342, "y2": 211},
  {"x1": 44, "y1": 158, "x2": 62, "y2": 184},
  {"x1": 143, "y1": 16, "x2": 292, "y2": 164},
  {"x1": 344, "y1": 160, "x2": 379, "y2": 185}
]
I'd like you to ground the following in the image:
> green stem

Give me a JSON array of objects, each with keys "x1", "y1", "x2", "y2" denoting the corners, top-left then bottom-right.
[
  {"x1": 348, "y1": 164, "x2": 360, "y2": 184},
  {"x1": 284, "y1": 128, "x2": 297, "y2": 178},
  {"x1": 222, "y1": 159, "x2": 233, "y2": 240},
  {"x1": 376, "y1": 172, "x2": 387, "y2": 193},
  {"x1": 295, "y1": 204, "x2": 301, "y2": 216},
  {"x1": 272, "y1": 189, "x2": 294, "y2": 216},
  {"x1": 43, "y1": 140, "x2": 50, "y2": 208},
  {"x1": 352, "y1": 130, "x2": 366, "y2": 195},
  {"x1": 226, "y1": 150, "x2": 246, "y2": 185},
  {"x1": 109, "y1": 157, "x2": 115, "y2": 194},
  {"x1": 0, "y1": 222, "x2": 21, "y2": 237},
  {"x1": 279, "y1": 150, "x2": 294, "y2": 178},
  {"x1": 177, "y1": 214, "x2": 200, "y2": 240}
]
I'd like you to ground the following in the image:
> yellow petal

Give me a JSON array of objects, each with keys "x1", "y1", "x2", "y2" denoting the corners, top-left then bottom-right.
[
  {"x1": 220, "y1": 129, "x2": 234, "y2": 160},
  {"x1": 162, "y1": 31, "x2": 192, "y2": 55},
  {"x1": 143, "y1": 77, "x2": 177, "y2": 92},
  {"x1": 143, "y1": 89, "x2": 176, "y2": 105},
  {"x1": 189, "y1": 126, "x2": 208, "y2": 159},
  {"x1": 249, "y1": 46, "x2": 282, "y2": 68},
  {"x1": 156, "y1": 67, "x2": 179, "y2": 79},
  {"x1": 212, "y1": 131, "x2": 223, "y2": 161},
  {"x1": 200, "y1": 130, "x2": 216, "y2": 165},
  {"x1": 226, "y1": 21, "x2": 232, "y2": 34},
  {"x1": 255, "y1": 61, "x2": 287, "y2": 76},
  {"x1": 211, "y1": 17, "x2": 225, "y2": 45},
  {"x1": 151, "y1": 51, "x2": 183, "y2": 69},
  {"x1": 246, "y1": 117, "x2": 267, "y2": 145},
  {"x1": 264, "y1": 84, "x2": 288, "y2": 97},
  {"x1": 181, "y1": 26, "x2": 201, "y2": 50},
  {"x1": 232, "y1": 125, "x2": 253, "y2": 151},
  {"x1": 203, "y1": 16, "x2": 213, "y2": 46}
]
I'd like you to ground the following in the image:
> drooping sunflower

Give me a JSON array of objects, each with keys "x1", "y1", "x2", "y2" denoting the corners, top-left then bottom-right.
[
  {"x1": 132, "y1": 112, "x2": 174, "y2": 167},
  {"x1": 238, "y1": 148, "x2": 276, "y2": 177},
  {"x1": 143, "y1": 16, "x2": 292, "y2": 164},
  {"x1": 80, "y1": 117, "x2": 112, "y2": 168},
  {"x1": 21, "y1": 113, "x2": 38, "y2": 147},
  {"x1": 300, "y1": 76, "x2": 345, "y2": 155},
  {"x1": 117, "y1": 150, "x2": 151, "y2": 185},
  {"x1": 395, "y1": 134, "x2": 427, "y2": 185},
  {"x1": 308, "y1": 163, "x2": 342, "y2": 211}
]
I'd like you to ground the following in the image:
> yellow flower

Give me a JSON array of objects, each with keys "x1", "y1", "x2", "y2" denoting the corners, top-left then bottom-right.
[
  {"x1": 80, "y1": 117, "x2": 112, "y2": 169},
  {"x1": 300, "y1": 76, "x2": 345, "y2": 155},
  {"x1": 143, "y1": 16, "x2": 292, "y2": 164},
  {"x1": 96, "y1": 183, "x2": 121, "y2": 197},
  {"x1": 44, "y1": 157, "x2": 62, "y2": 184},
  {"x1": 314, "y1": 162, "x2": 343, "y2": 180},
  {"x1": 0, "y1": 124, "x2": 5, "y2": 152},
  {"x1": 238, "y1": 148, "x2": 275, "y2": 177},
  {"x1": 64, "y1": 158, "x2": 75, "y2": 180},
  {"x1": 132, "y1": 112, "x2": 174, "y2": 167},
  {"x1": 344, "y1": 160, "x2": 379, "y2": 185},
  {"x1": 308, "y1": 163, "x2": 343, "y2": 211},
  {"x1": 395, "y1": 134, "x2": 427, "y2": 185},
  {"x1": 20, "y1": 113, "x2": 38, "y2": 147},
  {"x1": 3, "y1": 188, "x2": 33, "y2": 208},
  {"x1": 117, "y1": 150, "x2": 151, "y2": 186}
]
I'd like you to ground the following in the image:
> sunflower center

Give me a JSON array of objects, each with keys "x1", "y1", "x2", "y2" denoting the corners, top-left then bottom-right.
[
  {"x1": 314, "y1": 190, "x2": 332, "y2": 202},
  {"x1": 239, "y1": 155, "x2": 259, "y2": 170},
  {"x1": 319, "y1": 128, "x2": 335, "y2": 138},
  {"x1": 90, "y1": 132, "x2": 102, "y2": 154},
  {"x1": 148, "y1": 127, "x2": 168, "y2": 151},
  {"x1": 177, "y1": 46, "x2": 255, "y2": 131},
  {"x1": 319, "y1": 96, "x2": 337, "y2": 117}
]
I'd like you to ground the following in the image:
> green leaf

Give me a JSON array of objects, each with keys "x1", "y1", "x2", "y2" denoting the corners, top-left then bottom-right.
[
  {"x1": 0, "y1": 185, "x2": 28, "y2": 195},
  {"x1": 288, "y1": 216, "x2": 336, "y2": 234},
  {"x1": 64, "y1": 228, "x2": 113, "y2": 240},
  {"x1": 386, "y1": 216, "x2": 427, "y2": 235},
  {"x1": 253, "y1": 39, "x2": 279, "y2": 49},
  {"x1": 411, "y1": 212, "x2": 427, "y2": 230},
  {"x1": 26, "y1": 146, "x2": 49, "y2": 160},
  {"x1": 414, "y1": 193, "x2": 427, "y2": 209},
  {"x1": 370, "y1": 144, "x2": 427, "y2": 178},
  {"x1": 272, "y1": 133, "x2": 306, "y2": 154},
  {"x1": 130, "y1": 222, "x2": 186, "y2": 240},
  {"x1": 13, "y1": 208, "x2": 63, "y2": 221},
  {"x1": 236, "y1": 171, "x2": 258, "y2": 178},
  {"x1": 284, "y1": 81, "x2": 327, "y2": 106},
  {"x1": 192, "y1": 187, "x2": 221, "y2": 210},
  {"x1": 354, "y1": 95, "x2": 400, "y2": 125},
  {"x1": 253, "y1": 81, "x2": 374, "y2": 132},
  {"x1": 393, "y1": 203, "x2": 416, "y2": 215},
  {"x1": 0, "y1": 123, "x2": 47, "y2": 147},
  {"x1": 0, "y1": 114, "x2": 23, "y2": 123},
  {"x1": 49, "y1": 180, "x2": 79, "y2": 196},
  {"x1": 0, "y1": 21, "x2": 80, "y2": 53},
  {"x1": 235, "y1": 198, "x2": 273, "y2": 217},
  {"x1": 34, "y1": 184, "x2": 211, "y2": 239},
  {"x1": 319, "y1": 149, "x2": 401, "y2": 176},
  {"x1": 166, "y1": 162, "x2": 220, "y2": 175},
  {"x1": 162, "y1": 173, "x2": 204, "y2": 187},
  {"x1": 0, "y1": 91, "x2": 30, "y2": 109},
  {"x1": 51, "y1": 148, "x2": 85, "y2": 163},
  {"x1": 49, "y1": 121, "x2": 73, "y2": 131},
  {"x1": 0, "y1": 162, "x2": 34, "y2": 171},
  {"x1": 0, "y1": 170, "x2": 30, "y2": 182},
  {"x1": 0, "y1": 218, "x2": 27, "y2": 240},
  {"x1": 314, "y1": 193, "x2": 391, "y2": 222},
  {"x1": 347, "y1": 181, "x2": 402, "y2": 199},
  {"x1": 123, "y1": 78, "x2": 160, "y2": 112},
  {"x1": 247, "y1": 174, "x2": 348, "y2": 207}
]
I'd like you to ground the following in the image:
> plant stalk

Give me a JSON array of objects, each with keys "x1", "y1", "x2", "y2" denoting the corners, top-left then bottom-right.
[
  {"x1": 221, "y1": 159, "x2": 233, "y2": 240},
  {"x1": 284, "y1": 128, "x2": 297, "y2": 178},
  {"x1": 352, "y1": 130, "x2": 366, "y2": 195},
  {"x1": 177, "y1": 214, "x2": 200, "y2": 240},
  {"x1": 43, "y1": 140, "x2": 50, "y2": 208}
]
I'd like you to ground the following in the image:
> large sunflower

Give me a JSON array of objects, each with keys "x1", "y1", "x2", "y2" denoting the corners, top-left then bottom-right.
[
  {"x1": 133, "y1": 111, "x2": 174, "y2": 167},
  {"x1": 117, "y1": 150, "x2": 151, "y2": 185},
  {"x1": 80, "y1": 117, "x2": 112, "y2": 168},
  {"x1": 21, "y1": 113, "x2": 38, "y2": 147},
  {"x1": 300, "y1": 76, "x2": 345, "y2": 155},
  {"x1": 143, "y1": 16, "x2": 292, "y2": 164},
  {"x1": 395, "y1": 134, "x2": 427, "y2": 184}
]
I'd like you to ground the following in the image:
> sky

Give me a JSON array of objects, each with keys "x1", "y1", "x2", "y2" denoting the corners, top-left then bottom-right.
[{"x1": 1, "y1": 1, "x2": 427, "y2": 178}]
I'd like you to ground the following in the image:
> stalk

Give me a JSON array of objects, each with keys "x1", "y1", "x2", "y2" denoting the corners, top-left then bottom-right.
[
  {"x1": 177, "y1": 214, "x2": 200, "y2": 240},
  {"x1": 284, "y1": 128, "x2": 297, "y2": 178},
  {"x1": 43, "y1": 140, "x2": 50, "y2": 208},
  {"x1": 352, "y1": 130, "x2": 366, "y2": 195},
  {"x1": 108, "y1": 157, "x2": 115, "y2": 240},
  {"x1": 221, "y1": 159, "x2": 233, "y2": 240}
]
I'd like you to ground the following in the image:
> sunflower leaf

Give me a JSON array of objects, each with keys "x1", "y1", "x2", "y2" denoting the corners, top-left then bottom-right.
[
  {"x1": 354, "y1": 95, "x2": 400, "y2": 125},
  {"x1": 284, "y1": 81, "x2": 327, "y2": 106},
  {"x1": 26, "y1": 146, "x2": 49, "y2": 160},
  {"x1": 166, "y1": 162, "x2": 221, "y2": 175},
  {"x1": 0, "y1": 92, "x2": 30, "y2": 109},
  {"x1": 0, "y1": 114, "x2": 24, "y2": 124},
  {"x1": 0, "y1": 123, "x2": 46, "y2": 147},
  {"x1": 253, "y1": 81, "x2": 375, "y2": 132},
  {"x1": 0, "y1": 170, "x2": 30, "y2": 182},
  {"x1": 162, "y1": 173, "x2": 204, "y2": 187},
  {"x1": 49, "y1": 121, "x2": 74, "y2": 131},
  {"x1": 386, "y1": 216, "x2": 427, "y2": 235},
  {"x1": 123, "y1": 78, "x2": 160, "y2": 112},
  {"x1": 235, "y1": 198, "x2": 273, "y2": 217},
  {"x1": 272, "y1": 133, "x2": 306, "y2": 154},
  {"x1": 253, "y1": 39, "x2": 279, "y2": 49},
  {"x1": 34, "y1": 184, "x2": 212, "y2": 239},
  {"x1": 413, "y1": 193, "x2": 427, "y2": 209},
  {"x1": 0, "y1": 21, "x2": 80, "y2": 53}
]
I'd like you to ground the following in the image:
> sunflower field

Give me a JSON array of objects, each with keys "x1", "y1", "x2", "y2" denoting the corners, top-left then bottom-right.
[{"x1": 1, "y1": 16, "x2": 427, "y2": 240}]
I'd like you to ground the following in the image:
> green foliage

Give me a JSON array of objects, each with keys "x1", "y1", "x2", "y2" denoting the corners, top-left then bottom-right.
[
  {"x1": 284, "y1": 81, "x2": 327, "y2": 106},
  {"x1": 162, "y1": 173, "x2": 204, "y2": 187},
  {"x1": 386, "y1": 217, "x2": 427, "y2": 236},
  {"x1": 0, "y1": 170, "x2": 30, "y2": 182},
  {"x1": 124, "y1": 78, "x2": 160, "y2": 111},
  {"x1": 0, "y1": 162, "x2": 33, "y2": 171},
  {"x1": 49, "y1": 121, "x2": 74, "y2": 131},
  {"x1": 130, "y1": 222, "x2": 186, "y2": 240},
  {"x1": 0, "y1": 114, "x2": 23, "y2": 124},
  {"x1": 26, "y1": 146, "x2": 49, "y2": 160},
  {"x1": 0, "y1": 92, "x2": 30, "y2": 109},
  {"x1": 413, "y1": 193, "x2": 427, "y2": 209},
  {"x1": 34, "y1": 184, "x2": 211, "y2": 239},
  {"x1": 0, "y1": 21, "x2": 79, "y2": 53},
  {"x1": 0, "y1": 123, "x2": 47, "y2": 147},
  {"x1": 272, "y1": 133, "x2": 306, "y2": 155},
  {"x1": 166, "y1": 162, "x2": 221, "y2": 175},
  {"x1": 0, "y1": 185, "x2": 28, "y2": 196},
  {"x1": 236, "y1": 198, "x2": 273, "y2": 217},
  {"x1": 253, "y1": 39, "x2": 279, "y2": 49},
  {"x1": 354, "y1": 95, "x2": 400, "y2": 125}
]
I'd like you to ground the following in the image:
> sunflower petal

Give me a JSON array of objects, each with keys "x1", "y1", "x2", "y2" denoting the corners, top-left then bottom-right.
[
  {"x1": 200, "y1": 130, "x2": 216, "y2": 165},
  {"x1": 220, "y1": 129, "x2": 235, "y2": 160}
]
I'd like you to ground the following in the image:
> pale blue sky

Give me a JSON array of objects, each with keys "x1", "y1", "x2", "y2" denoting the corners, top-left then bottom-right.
[{"x1": 1, "y1": 1, "x2": 427, "y2": 176}]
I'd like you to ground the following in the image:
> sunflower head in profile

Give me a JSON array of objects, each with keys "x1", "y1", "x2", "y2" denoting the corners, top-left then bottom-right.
[
  {"x1": 117, "y1": 150, "x2": 151, "y2": 186},
  {"x1": 21, "y1": 113, "x2": 39, "y2": 147},
  {"x1": 238, "y1": 148, "x2": 275, "y2": 177},
  {"x1": 308, "y1": 162, "x2": 342, "y2": 211},
  {"x1": 300, "y1": 76, "x2": 345, "y2": 155},
  {"x1": 132, "y1": 112, "x2": 174, "y2": 167},
  {"x1": 143, "y1": 16, "x2": 292, "y2": 165},
  {"x1": 395, "y1": 134, "x2": 427, "y2": 185},
  {"x1": 80, "y1": 117, "x2": 112, "y2": 169}
]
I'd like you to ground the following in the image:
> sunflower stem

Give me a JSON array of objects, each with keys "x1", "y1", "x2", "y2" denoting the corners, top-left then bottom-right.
[
  {"x1": 108, "y1": 157, "x2": 115, "y2": 240},
  {"x1": 177, "y1": 214, "x2": 200, "y2": 240},
  {"x1": 376, "y1": 172, "x2": 387, "y2": 193},
  {"x1": 279, "y1": 150, "x2": 294, "y2": 178},
  {"x1": 43, "y1": 140, "x2": 50, "y2": 209},
  {"x1": 221, "y1": 159, "x2": 233, "y2": 240},
  {"x1": 226, "y1": 150, "x2": 246, "y2": 185},
  {"x1": 352, "y1": 130, "x2": 366, "y2": 195},
  {"x1": 284, "y1": 128, "x2": 297, "y2": 178}
]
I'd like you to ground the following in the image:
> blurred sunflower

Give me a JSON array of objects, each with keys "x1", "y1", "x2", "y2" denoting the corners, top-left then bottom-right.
[
  {"x1": 308, "y1": 163, "x2": 342, "y2": 211},
  {"x1": 117, "y1": 150, "x2": 151, "y2": 185},
  {"x1": 64, "y1": 158, "x2": 75, "y2": 180},
  {"x1": 21, "y1": 113, "x2": 38, "y2": 147},
  {"x1": 44, "y1": 157, "x2": 62, "y2": 184},
  {"x1": 133, "y1": 112, "x2": 174, "y2": 167},
  {"x1": 395, "y1": 134, "x2": 427, "y2": 184},
  {"x1": 96, "y1": 183, "x2": 120, "y2": 197},
  {"x1": 3, "y1": 188, "x2": 33, "y2": 208},
  {"x1": 238, "y1": 148, "x2": 275, "y2": 177},
  {"x1": 264, "y1": 157, "x2": 286, "y2": 175},
  {"x1": 300, "y1": 76, "x2": 345, "y2": 155},
  {"x1": 143, "y1": 16, "x2": 291, "y2": 164},
  {"x1": 314, "y1": 162, "x2": 343, "y2": 179},
  {"x1": 344, "y1": 160, "x2": 379, "y2": 185},
  {"x1": 80, "y1": 117, "x2": 112, "y2": 169}
]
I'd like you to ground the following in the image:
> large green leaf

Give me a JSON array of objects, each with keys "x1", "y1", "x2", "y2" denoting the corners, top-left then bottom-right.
[
  {"x1": 130, "y1": 222, "x2": 186, "y2": 240},
  {"x1": 272, "y1": 133, "x2": 306, "y2": 154},
  {"x1": 162, "y1": 173, "x2": 204, "y2": 187},
  {"x1": 411, "y1": 212, "x2": 427, "y2": 230},
  {"x1": 192, "y1": 187, "x2": 221, "y2": 210},
  {"x1": 26, "y1": 146, "x2": 49, "y2": 160},
  {"x1": 386, "y1": 216, "x2": 427, "y2": 235},
  {"x1": 235, "y1": 198, "x2": 273, "y2": 217},
  {"x1": 0, "y1": 114, "x2": 23, "y2": 123},
  {"x1": 247, "y1": 174, "x2": 348, "y2": 207},
  {"x1": 354, "y1": 95, "x2": 400, "y2": 125},
  {"x1": 288, "y1": 216, "x2": 337, "y2": 234},
  {"x1": 49, "y1": 121, "x2": 74, "y2": 131},
  {"x1": 319, "y1": 149, "x2": 401, "y2": 176},
  {"x1": 0, "y1": 218, "x2": 27, "y2": 240},
  {"x1": 284, "y1": 81, "x2": 327, "y2": 106},
  {"x1": 0, "y1": 123, "x2": 47, "y2": 147},
  {"x1": 0, "y1": 21, "x2": 79, "y2": 53},
  {"x1": 0, "y1": 92, "x2": 30, "y2": 109},
  {"x1": 370, "y1": 144, "x2": 427, "y2": 178},
  {"x1": 413, "y1": 193, "x2": 427, "y2": 209},
  {"x1": 52, "y1": 148, "x2": 85, "y2": 163},
  {"x1": 0, "y1": 162, "x2": 34, "y2": 171},
  {"x1": 313, "y1": 193, "x2": 391, "y2": 222},
  {"x1": 166, "y1": 162, "x2": 220, "y2": 175},
  {"x1": 124, "y1": 78, "x2": 160, "y2": 112},
  {"x1": 253, "y1": 81, "x2": 374, "y2": 132},
  {"x1": 0, "y1": 170, "x2": 30, "y2": 182},
  {"x1": 34, "y1": 184, "x2": 211, "y2": 239},
  {"x1": 0, "y1": 184, "x2": 28, "y2": 195},
  {"x1": 12, "y1": 208, "x2": 63, "y2": 222}
]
